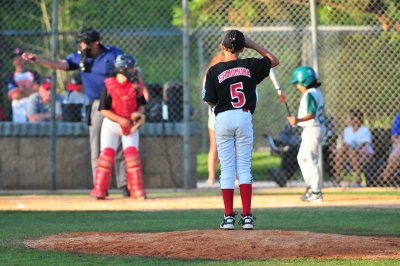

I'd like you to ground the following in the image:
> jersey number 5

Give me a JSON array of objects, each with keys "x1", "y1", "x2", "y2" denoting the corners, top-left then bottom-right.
[{"x1": 230, "y1": 82, "x2": 246, "y2": 108}]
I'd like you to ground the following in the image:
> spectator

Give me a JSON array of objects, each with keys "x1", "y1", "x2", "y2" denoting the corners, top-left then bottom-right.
[
  {"x1": 204, "y1": 52, "x2": 225, "y2": 185},
  {"x1": 0, "y1": 101, "x2": 5, "y2": 121},
  {"x1": 62, "y1": 72, "x2": 89, "y2": 122},
  {"x1": 26, "y1": 77, "x2": 63, "y2": 122},
  {"x1": 333, "y1": 108, "x2": 374, "y2": 187},
  {"x1": 5, "y1": 47, "x2": 40, "y2": 122},
  {"x1": 267, "y1": 122, "x2": 302, "y2": 187},
  {"x1": 381, "y1": 112, "x2": 400, "y2": 185},
  {"x1": 22, "y1": 28, "x2": 130, "y2": 196},
  {"x1": 268, "y1": 116, "x2": 337, "y2": 187},
  {"x1": 162, "y1": 81, "x2": 196, "y2": 122}
]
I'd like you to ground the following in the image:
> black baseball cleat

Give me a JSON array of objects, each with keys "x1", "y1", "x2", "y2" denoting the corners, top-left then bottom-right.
[
  {"x1": 238, "y1": 213, "x2": 256, "y2": 230},
  {"x1": 122, "y1": 186, "x2": 131, "y2": 197},
  {"x1": 220, "y1": 212, "x2": 236, "y2": 230}
]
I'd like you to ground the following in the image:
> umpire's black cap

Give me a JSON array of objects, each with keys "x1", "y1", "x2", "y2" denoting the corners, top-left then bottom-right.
[
  {"x1": 222, "y1": 29, "x2": 245, "y2": 54},
  {"x1": 75, "y1": 28, "x2": 101, "y2": 44}
]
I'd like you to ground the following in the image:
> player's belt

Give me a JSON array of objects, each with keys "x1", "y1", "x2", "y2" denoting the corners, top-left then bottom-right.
[{"x1": 242, "y1": 108, "x2": 248, "y2": 112}]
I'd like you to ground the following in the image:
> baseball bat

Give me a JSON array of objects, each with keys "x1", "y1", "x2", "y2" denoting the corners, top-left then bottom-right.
[{"x1": 269, "y1": 68, "x2": 291, "y2": 116}]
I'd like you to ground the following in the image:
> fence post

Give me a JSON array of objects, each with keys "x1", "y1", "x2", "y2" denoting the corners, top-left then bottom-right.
[
  {"x1": 309, "y1": 0, "x2": 324, "y2": 182},
  {"x1": 197, "y1": 38, "x2": 208, "y2": 153},
  {"x1": 50, "y1": 0, "x2": 59, "y2": 191},
  {"x1": 182, "y1": 0, "x2": 190, "y2": 189},
  {"x1": 309, "y1": 0, "x2": 319, "y2": 74}
]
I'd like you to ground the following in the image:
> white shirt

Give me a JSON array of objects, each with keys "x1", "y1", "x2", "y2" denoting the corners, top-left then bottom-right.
[
  {"x1": 343, "y1": 125, "x2": 374, "y2": 154},
  {"x1": 12, "y1": 98, "x2": 28, "y2": 123}
]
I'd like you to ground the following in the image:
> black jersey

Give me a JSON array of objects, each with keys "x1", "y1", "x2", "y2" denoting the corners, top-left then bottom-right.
[{"x1": 203, "y1": 57, "x2": 271, "y2": 116}]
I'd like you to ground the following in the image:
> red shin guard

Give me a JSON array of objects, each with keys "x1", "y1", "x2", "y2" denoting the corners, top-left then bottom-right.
[
  {"x1": 239, "y1": 184, "x2": 252, "y2": 216},
  {"x1": 124, "y1": 147, "x2": 146, "y2": 199},
  {"x1": 221, "y1": 189, "x2": 234, "y2": 216},
  {"x1": 91, "y1": 148, "x2": 116, "y2": 199}
]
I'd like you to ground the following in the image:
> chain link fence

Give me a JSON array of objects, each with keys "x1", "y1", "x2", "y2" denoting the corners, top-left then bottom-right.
[
  {"x1": 192, "y1": 0, "x2": 399, "y2": 188},
  {"x1": 0, "y1": 0, "x2": 399, "y2": 189}
]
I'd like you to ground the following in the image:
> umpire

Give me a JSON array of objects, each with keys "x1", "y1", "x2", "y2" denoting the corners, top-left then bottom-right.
[{"x1": 22, "y1": 28, "x2": 130, "y2": 196}]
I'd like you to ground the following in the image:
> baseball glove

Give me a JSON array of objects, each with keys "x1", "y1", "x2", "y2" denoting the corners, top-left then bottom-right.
[{"x1": 130, "y1": 112, "x2": 146, "y2": 133}]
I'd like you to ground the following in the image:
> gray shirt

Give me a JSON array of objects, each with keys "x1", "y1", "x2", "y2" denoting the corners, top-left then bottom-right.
[{"x1": 26, "y1": 92, "x2": 63, "y2": 117}]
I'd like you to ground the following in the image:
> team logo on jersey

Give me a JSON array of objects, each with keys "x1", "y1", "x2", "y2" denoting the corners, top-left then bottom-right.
[{"x1": 218, "y1": 67, "x2": 251, "y2": 83}]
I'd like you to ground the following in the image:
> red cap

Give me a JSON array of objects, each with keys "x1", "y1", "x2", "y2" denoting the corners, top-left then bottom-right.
[
  {"x1": 41, "y1": 77, "x2": 52, "y2": 90},
  {"x1": 66, "y1": 83, "x2": 82, "y2": 91}
]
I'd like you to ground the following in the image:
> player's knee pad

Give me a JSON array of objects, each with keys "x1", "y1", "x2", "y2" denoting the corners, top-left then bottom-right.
[
  {"x1": 94, "y1": 148, "x2": 116, "y2": 194},
  {"x1": 124, "y1": 147, "x2": 146, "y2": 199}
]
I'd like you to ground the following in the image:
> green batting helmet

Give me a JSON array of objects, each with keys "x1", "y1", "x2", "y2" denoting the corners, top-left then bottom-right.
[{"x1": 290, "y1": 66, "x2": 317, "y2": 87}]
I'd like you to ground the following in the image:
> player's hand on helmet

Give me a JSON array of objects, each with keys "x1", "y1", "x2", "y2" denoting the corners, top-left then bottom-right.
[
  {"x1": 287, "y1": 116, "x2": 297, "y2": 126},
  {"x1": 244, "y1": 37, "x2": 255, "y2": 49}
]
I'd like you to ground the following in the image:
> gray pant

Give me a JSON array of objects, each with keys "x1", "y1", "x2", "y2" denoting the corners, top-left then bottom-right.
[{"x1": 89, "y1": 100, "x2": 127, "y2": 188}]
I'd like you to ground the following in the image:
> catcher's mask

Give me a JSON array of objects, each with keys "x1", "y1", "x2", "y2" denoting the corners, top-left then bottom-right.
[{"x1": 114, "y1": 54, "x2": 138, "y2": 83}]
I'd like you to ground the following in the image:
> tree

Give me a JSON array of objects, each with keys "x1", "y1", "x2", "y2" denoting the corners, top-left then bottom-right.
[{"x1": 172, "y1": 0, "x2": 400, "y2": 30}]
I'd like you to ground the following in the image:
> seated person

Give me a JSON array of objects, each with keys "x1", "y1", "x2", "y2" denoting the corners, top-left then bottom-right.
[
  {"x1": 26, "y1": 77, "x2": 63, "y2": 122},
  {"x1": 381, "y1": 112, "x2": 400, "y2": 184},
  {"x1": 5, "y1": 48, "x2": 40, "y2": 122},
  {"x1": 321, "y1": 115, "x2": 338, "y2": 180},
  {"x1": 0, "y1": 104, "x2": 5, "y2": 121},
  {"x1": 333, "y1": 108, "x2": 374, "y2": 187},
  {"x1": 0, "y1": 89, "x2": 5, "y2": 121},
  {"x1": 267, "y1": 116, "x2": 337, "y2": 187},
  {"x1": 267, "y1": 122, "x2": 302, "y2": 187},
  {"x1": 162, "y1": 81, "x2": 195, "y2": 122},
  {"x1": 62, "y1": 72, "x2": 89, "y2": 122}
]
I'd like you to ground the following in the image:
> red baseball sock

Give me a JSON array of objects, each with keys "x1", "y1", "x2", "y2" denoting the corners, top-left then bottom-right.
[
  {"x1": 221, "y1": 189, "x2": 234, "y2": 216},
  {"x1": 239, "y1": 184, "x2": 252, "y2": 216}
]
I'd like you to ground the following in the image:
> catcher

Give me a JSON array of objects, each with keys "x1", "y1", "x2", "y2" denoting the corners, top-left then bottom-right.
[{"x1": 90, "y1": 54, "x2": 147, "y2": 200}]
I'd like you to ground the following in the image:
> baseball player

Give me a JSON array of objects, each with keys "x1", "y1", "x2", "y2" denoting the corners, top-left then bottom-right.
[
  {"x1": 90, "y1": 54, "x2": 147, "y2": 200},
  {"x1": 287, "y1": 66, "x2": 326, "y2": 202},
  {"x1": 203, "y1": 29, "x2": 279, "y2": 229}
]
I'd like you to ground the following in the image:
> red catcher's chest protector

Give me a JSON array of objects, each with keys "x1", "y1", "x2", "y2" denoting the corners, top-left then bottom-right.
[
  {"x1": 105, "y1": 78, "x2": 140, "y2": 119},
  {"x1": 104, "y1": 78, "x2": 143, "y2": 135}
]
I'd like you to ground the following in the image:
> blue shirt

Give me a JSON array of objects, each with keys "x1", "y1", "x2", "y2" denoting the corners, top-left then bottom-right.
[
  {"x1": 64, "y1": 45, "x2": 124, "y2": 101},
  {"x1": 391, "y1": 113, "x2": 400, "y2": 136}
]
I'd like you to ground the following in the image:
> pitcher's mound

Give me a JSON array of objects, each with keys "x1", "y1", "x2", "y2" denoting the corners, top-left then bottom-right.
[{"x1": 25, "y1": 230, "x2": 400, "y2": 260}]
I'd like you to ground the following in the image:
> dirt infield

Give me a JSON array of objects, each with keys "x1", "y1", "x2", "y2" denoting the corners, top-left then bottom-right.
[
  {"x1": 25, "y1": 230, "x2": 400, "y2": 259},
  {"x1": 7, "y1": 188, "x2": 400, "y2": 259},
  {"x1": 1, "y1": 188, "x2": 400, "y2": 211}
]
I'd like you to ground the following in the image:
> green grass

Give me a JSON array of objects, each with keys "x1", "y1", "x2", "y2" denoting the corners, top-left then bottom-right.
[
  {"x1": 197, "y1": 151, "x2": 281, "y2": 181},
  {"x1": 1, "y1": 206, "x2": 400, "y2": 265}
]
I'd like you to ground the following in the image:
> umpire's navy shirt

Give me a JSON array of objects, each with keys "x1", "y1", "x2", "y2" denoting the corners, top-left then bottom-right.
[{"x1": 64, "y1": 45, "x2": 124, "y2": 101}]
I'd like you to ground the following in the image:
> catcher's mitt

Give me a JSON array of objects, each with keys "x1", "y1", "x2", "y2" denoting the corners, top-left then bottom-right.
[{"x1": 130, "y1": 112, "x2": 145, "y2": 133}]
